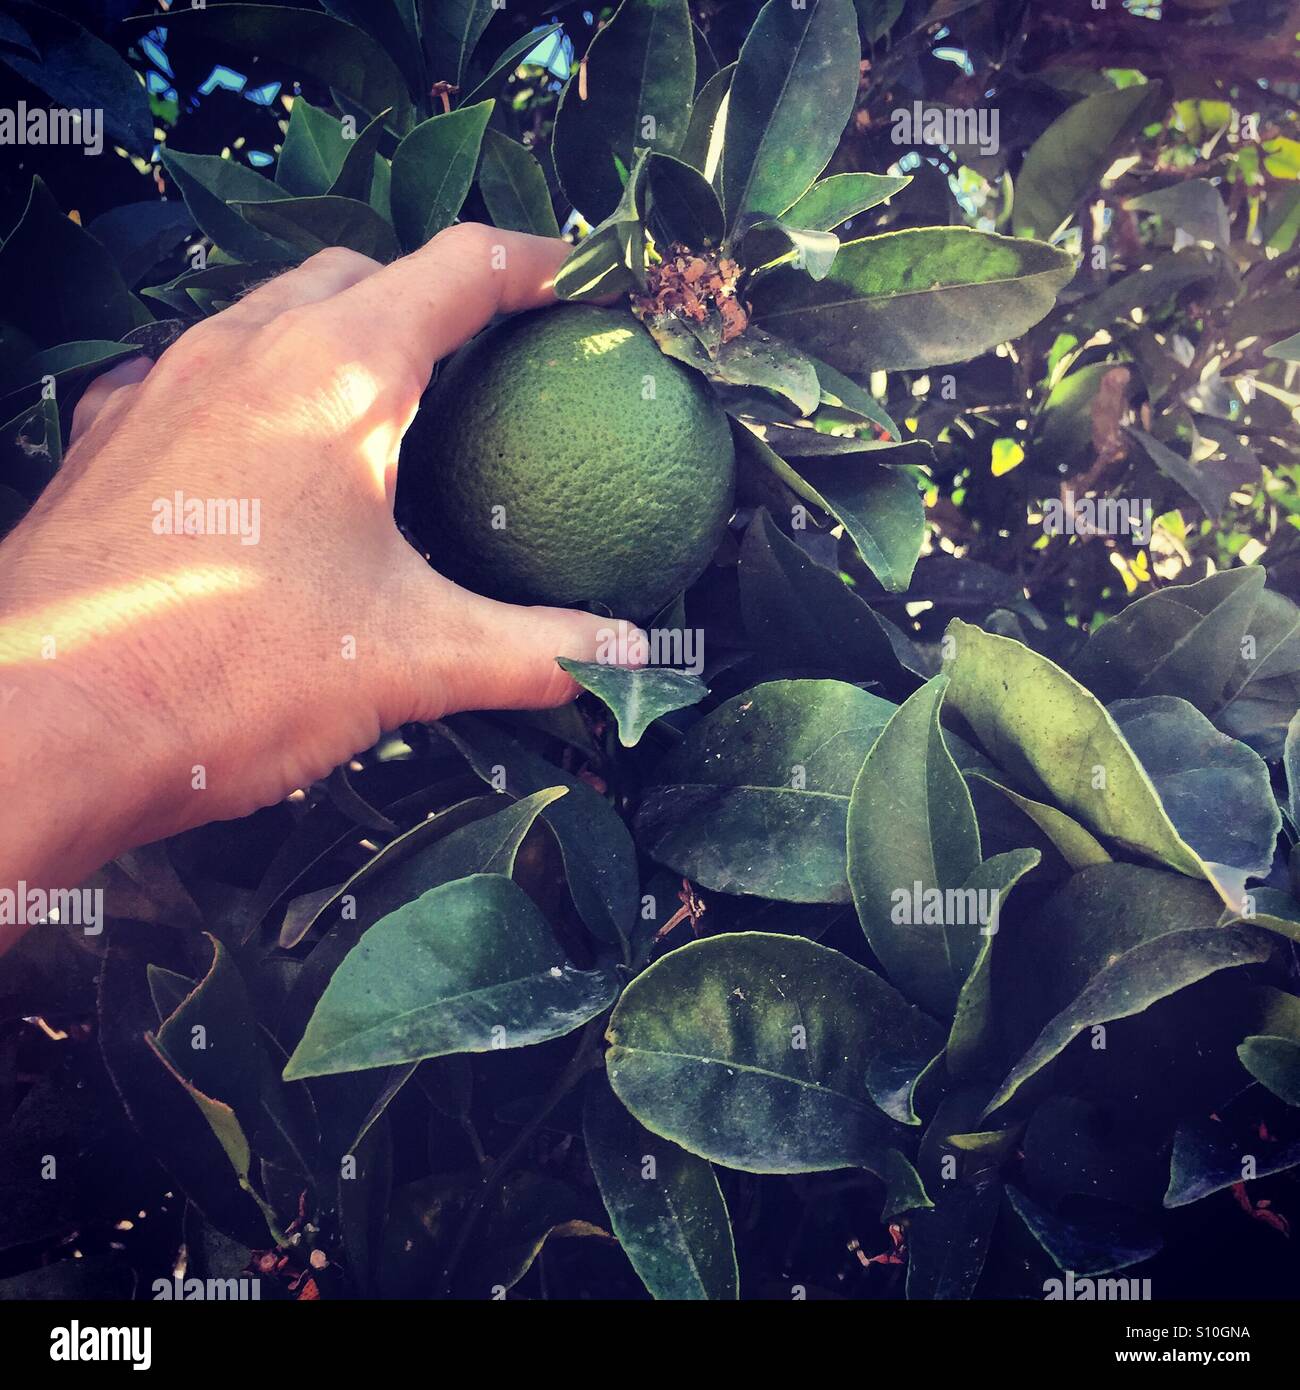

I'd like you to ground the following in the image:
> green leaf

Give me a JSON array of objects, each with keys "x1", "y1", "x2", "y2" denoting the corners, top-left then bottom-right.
[
  {"x1": 1165, "y1": 1104, "x2": 1300, "y2": 1209},
  {"x1": 1217, "y1": 587, "x2": 1300, "y2": 760},
  {"x1": 644, "y1": 152, "x2": 725, "y2": 249},
  {"x1": 848, "y1": 676, "x2": 982, "y2": 1017},
  {"x1": 2, "y1": 1, "x2": 153, "y2": 155},
  {"x1": 1237, "y1": 1036, "x2": 1300, "y2": 1106},
  {"x1": 944, "y1": 849, "x2": 1043, "y2": 1080},
  {"x1": 1129, "y1": 426, "x2": 1237, "y2": 521},
  {"x1": 1006, "y1": 1186, "x2": 1162, "y2": 1277},
  {"x1": 606, "y1": 932, "x2": 944, "y2": 1174},
  {"x1": 327, "y1": 110, "x2": 393, "y2": 205},
  {"x1": 636, "y1": 679, "x2": 896, "y2": 902},
  {"x1": 554, "y1": 153, "x2": 649, "y2": 301},
  {"x1": 969, "y1": 774, "x2": 1112, "y2": 871},
  {"x1": 721, "y1": 0, "x2": 861, "y2": 232},
  {"x1": 679, "y1": 63, "x2": 733, "y2": 180},
  {"x1": 781, "y1": 172, "x2": 912, "y2": 231},
  {"x1": 477, "y1": 130, "x2": 561, "y2": 238},
  {"x1": 277, "y1": 97, "x2": 352, "y2": 195},
  {"x1": 557, "y1": 660, "x2": 706, "y2": 747},
  {"x1": 985, "y1": 863, "x2": 1269, "y2": 1117},
  {"x1": 881, "y1": 1149, "x2": 933, "y2": 1220},
  {"x1": 552, "y1": 0, "x2": 695, "y2": 223},
  {"x1": 459, "y1": 23, "x2": 563, "y2": 109},
  {"x1": 1265, "y1": 329, "x2": 1300, "y2": 362},
  {"x1": 86, "y1": 201, "x2": 195, "y2": 290},
  {"x1": 942, "y1": 620, "x2": 1206, "y2": 883},
  {"x1": 1013, "y1": 83, "x2": 1160, "y2": 240},
  {"x1": 750, "y1": 229, "x2": 1075, "y2": 374},
  {"x1": 736, "y1": 426, "x2": 927, "y2": 591},
  {"x1": 234, "y1": 196, "x2": 400, "y2": 262},
  {"x1": 438, "y1": 716, "x2": 639, "y2": 949},
  {"x1": 129, "y1": 5, "x2": 412, "y2": 131},
  {"x1": 1071, "y1": 568, "x2": 1265, "y2": 713},
  {"x1": 905, "y1": 1087, "x2": 1002, "y2": 1299},
  {"x1": 810, "y1": 355, "x2": 900, "y2": 437},
  {"x1": 283, "y1": 875, "x2": 619, "y2": 1079},
  {"x1": 0, "y1": 179, "x2": 141, "y2": 347},
  {"x1": 737, "y1": 509, "x2": 916, "y2": 686},
  {"x1": 1286, "y1": 712, "x2": 1300, "y2": 832},
  {"x1": 738, "y1": 217, "x2": 840, "y2": 280},
  {"x1": 160, "y1": 150, "x2": 297, "y2": 265},
  {"x1": 422, "y1": 0, "x2": 496, "y2": 88},
  {"x1": 390, "y1": 101, "x2": 494, "y2": 252},
  {"x1": 285, "y1": 786, "x2": 569, "y2": 950},
  {"x1": 1127, "y1": 179, "x2": 1230, "y2": 251},
  {"x1": 583, "y1": 1073, "x2": 739, "y2": 1299},
  {"x1": 0, "y1": 341, "x2": 138, "y2": 404},
  {"x1": 1110, "y1": 696, "x2": 1280, "y2": 909},
  {"x1": 141, "y1": 260, "x2": 288, "y2": 316}
]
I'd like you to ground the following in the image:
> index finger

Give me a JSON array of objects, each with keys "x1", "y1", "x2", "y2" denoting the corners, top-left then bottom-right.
[{"x1": 322, "y1": 223, "x2": 571, "y2": 388}]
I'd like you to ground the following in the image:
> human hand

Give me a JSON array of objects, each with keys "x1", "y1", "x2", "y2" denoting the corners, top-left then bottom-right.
[{"x1": 0, "y1": 225, "x2": 636, "y2": 938}]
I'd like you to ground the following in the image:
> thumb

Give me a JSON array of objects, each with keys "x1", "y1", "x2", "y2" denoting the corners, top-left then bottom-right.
[{"x1": 396, "y1": 562, "x2": 643, "y2": 719}]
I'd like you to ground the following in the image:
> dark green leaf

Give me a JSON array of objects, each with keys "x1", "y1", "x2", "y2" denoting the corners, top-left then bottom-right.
[
  {"x1": 1110, "y1": 696, "x2": 1280, "y2": 910},
  {"x1": 327, "y1": 110, "x2": 392, "y2": 205},
  {"x1": 1127, "y1": 179, "x2": 1230, "y2": 251},
  {"x1": 721, "y1": 0, "x2": 861, "y2": 232},
  {"x1": 679, "y1": 63, "x2": 733, "y2": 179},
  {"x1": 277, "y1": 98, "x2": 352, "y2": 195},
  {"x1": 0, "y1": 179, "x2": 141, "y2": 346},
  {"x1": 129, "y1": 5, "x2": 412, "y2": 131},
  {"x1": 1006, "y1": 1186, "x2": 1162, "y2": 1276},
  {"x1": 234, "y1": 196, "x2": 400, "y2": 262},
  {"x1": 459, "y1": 23, "x2": 563, "y2": 109},
  {"x1": 584, "y1": 1073, "x2": 739, "y2": 1299},
  {"x1": 87, "y1": 202, "x2": 195, "y2": 288},
  {"x1": 438, "y1": 716, "x2": 639, "y2": 949},
  {"x1": 557, "y1": 659, "x2": 705, "y2": 747},
  {"x1": 552, "y1": 0, "x2": 695, "y2": 222},
  {"x1": 636, "y1": 679, "x2": 896, "y2": 902},
  {"x1": 1013, "y1": 84, "x2": 1160, "y2": 240},
  {"x1": 283, "y1": 875, "x2": 618, "y2": 1079},
  {"x1": 422, "y1": 0, "x2": 496, "y2": 88},
  {"x1": 644, "y1": 152, "x2": 725, "y2": 249},
  {"x1": 160, "y1": 150, "x2": 297, "y2": 265},
  {"x1": 750, "y1": 229, "x2": 1075, "y2": 374},
  {"x1": 848, "y1": 676, "x2": 982, "y2": 1016},
  {"x1": 606, "y1": 932, "x2": 944, "y2": 1173},
  {"x1": 1237, "y1": 1036, "x2": 1300, "y2": 1106},
  {"x1": 1071, "y1": 568, "x2": 1264, "y2": 713},
  {"x1": 3, "y1": 1, "x2": 152, "y2": 155},
  {"x1": 477, "y1": 130, "x2": 560, "y2": 238},
  {"x1": 391, "y1": 101, "x2": 494, "y2": 251}
]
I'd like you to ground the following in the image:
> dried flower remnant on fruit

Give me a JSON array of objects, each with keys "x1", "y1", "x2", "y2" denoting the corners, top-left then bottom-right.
[{"x1": 631, "y1": 245, "x2": 747, "y2": 343}]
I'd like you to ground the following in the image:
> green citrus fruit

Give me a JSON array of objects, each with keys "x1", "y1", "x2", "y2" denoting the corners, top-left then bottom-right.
[{"x1": 400, "y1": 303, "x2": 735, "y2": 617}]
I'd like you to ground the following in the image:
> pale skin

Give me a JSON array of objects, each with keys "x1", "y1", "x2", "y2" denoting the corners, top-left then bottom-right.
[{"x1": 0, "y1": 225, "x2": 639, "y2": 953}]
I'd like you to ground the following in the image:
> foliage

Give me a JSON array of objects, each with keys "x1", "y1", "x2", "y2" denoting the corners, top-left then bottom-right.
[{"x1": 3, "y1": 0, "x2": 1300, "y2": 1302}]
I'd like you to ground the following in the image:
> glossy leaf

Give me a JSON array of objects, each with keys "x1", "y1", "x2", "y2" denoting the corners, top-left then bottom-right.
[
  {"x1": 644, "y1": 152, "x2": 725, "y2": 249},
  {"x1": 234, "y1": 196, "x2": 400, "y2": 262},
  {"x1": 847, "y1": 676, "x2": 982, "y2": 1017},
  {"x1": 942, "y1": 620, "x2": 1205, "y2": 881},
  {"x1": 1006, "y1": 1186, "x2": 1162, "y2": 1277},
  {"x1": 737, "y1": 509, "x2": 915, "y2": 686},
  {"x1": 944, "y1": 849, "x2": 1043, "y2": 1080},
  {"x1": 552, "y1": 0, "x2": 695, "y2": 223},
  {"x1": 1237, "y1": 1036, "x2": 1300, "y2": 1106},
  {"x1": 606, "y1": 932, "x2": 944, "y2": 1173},
  {"x1": 283, "y1": 875, "x2": 619, "y2": 1079},
  {"x1": 390, "y1": 101, "x2": 494, "y2": 252},
  {"x1": 557, "y1": 660, "x2": 705, "y2": 747},
  {"x1": 160, "y1": 150, "x2": 296, "y2": 265},
  {"x1": 438, "y1": 716, "x2": 639, "y2": 948},
  {"x1": 1013, "y1": 83, "x2": 1159, "y2": 240},
  {"x1": 277, "y1": 98, "x2": 353, "y2": 195},
  {"x1": 583, "y1": 1073, "x2": 739, "y2": 1299},
  {"x1": 1110, "y1": 696, "x2": 1280, "y2": 910},
  {"x1": 1127, "y1": 179, "x2": 1230, "y2": 251},
  {"x1": 721, "y1": 0, "x2": 861, "y2": 231},
  {"x1": 781, "y1": 172, "x2": 912, "y2": 231},
  {"x1": 679, "y1": 63, "x2": 732, "y2": 179},
  {"x1": 423, "y1": 0, "x2": 496, "y2": 88},
  {"x1": 750, "y1": 229, "x2": 1074, "y2": 374},
  {"x1": 636, "y1": 679, "x2": 896, "y2": 902},
  {"x1": 477, "y1": 130, "x2": 561, "y2": 238},
  {"x1": 1071, "y1": 568, "x2": 1264, "y2": 713},
  {"x1": 970, "y1": 774, "x2": 1111, "y2": 871},
  {"x1": 459, "y1": 23, "x2": 563, "y2": 108}
]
